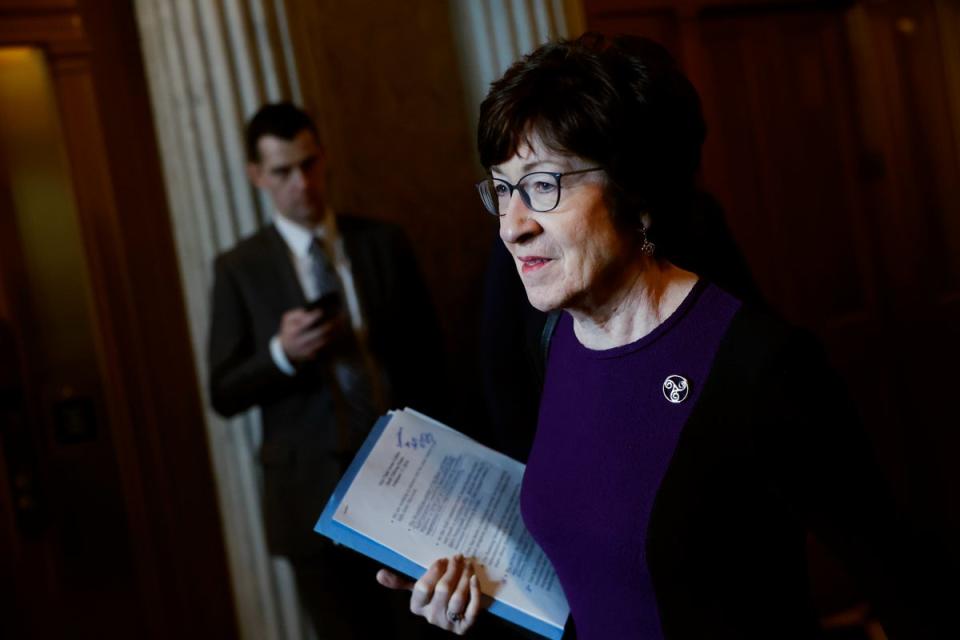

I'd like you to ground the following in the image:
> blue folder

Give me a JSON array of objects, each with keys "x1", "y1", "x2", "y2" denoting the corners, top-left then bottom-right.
[{"x1": 315, "y1": 413, "x2": 566, "y2": 639}]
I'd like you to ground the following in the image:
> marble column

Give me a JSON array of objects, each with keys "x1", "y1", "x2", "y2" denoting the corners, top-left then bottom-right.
[{"x1": 132, "y1": 1, "x2": 309, "y2": 638}]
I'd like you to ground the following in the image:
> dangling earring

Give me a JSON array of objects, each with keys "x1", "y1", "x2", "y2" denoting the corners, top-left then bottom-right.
[{"x1": 639, "y1": 224, "x2": 656, "y2": 257}]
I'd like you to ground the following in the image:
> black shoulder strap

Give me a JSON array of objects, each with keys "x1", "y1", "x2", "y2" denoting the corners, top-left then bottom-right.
[{"x1": 534, "y1": 310, "x2": 562, "y2": 387}]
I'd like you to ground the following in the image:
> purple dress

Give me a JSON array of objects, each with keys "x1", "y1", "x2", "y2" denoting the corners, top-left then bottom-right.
[{"x1": 521, "y1": 281, "x2": 741, "y2": 639}]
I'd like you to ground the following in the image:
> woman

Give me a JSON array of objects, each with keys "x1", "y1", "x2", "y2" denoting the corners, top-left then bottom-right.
[{"x1": 377, "y1": 34, "x2": 950, "y2": 638}]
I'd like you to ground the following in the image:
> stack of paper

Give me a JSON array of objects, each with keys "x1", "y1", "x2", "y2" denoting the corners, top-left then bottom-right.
[{"x1": 315, "y1": 408, "x2": 569, "y2": 639}]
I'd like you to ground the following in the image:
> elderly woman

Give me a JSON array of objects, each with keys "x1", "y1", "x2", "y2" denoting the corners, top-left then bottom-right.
[{"x1": 378, "y1": 34, "x2": 950, "y2": 639}]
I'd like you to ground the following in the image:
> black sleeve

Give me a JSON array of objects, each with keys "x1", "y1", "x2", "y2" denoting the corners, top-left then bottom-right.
[
  {"x1": 206, "y1": 255, "x2": 298, "y2": 418},
  {"x1": 478, "y1": 237, "x2": 544, "y2": 460},
  {"x1": 670, "y1": 189, "x2": 764, "y2": 305},
  {"x1": 378, "y1": 225, "x2": 450, "y2": 421},
  {"x1": 757, "y1": 331, "x2": 954, "y2": 638}
]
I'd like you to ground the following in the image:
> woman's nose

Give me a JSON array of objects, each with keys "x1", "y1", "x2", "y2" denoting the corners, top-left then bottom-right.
[{"x1": 499, "y1": 190, "x2": 541, "y2": 245}]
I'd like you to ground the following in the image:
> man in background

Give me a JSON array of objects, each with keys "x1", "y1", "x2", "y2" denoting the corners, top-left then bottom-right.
[{"x1": 208, "y1": 102, "x2": 444, "y2": 637}]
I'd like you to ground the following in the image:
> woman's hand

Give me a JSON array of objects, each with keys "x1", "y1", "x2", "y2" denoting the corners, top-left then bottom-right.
[{"x1": 376, "y1": 555, "x2": 483, "y2": 635}]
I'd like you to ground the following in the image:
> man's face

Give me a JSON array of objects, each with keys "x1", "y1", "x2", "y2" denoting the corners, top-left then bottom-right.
[{"x1": 247, "y1": 129, "x2": 326, "y2": 226}]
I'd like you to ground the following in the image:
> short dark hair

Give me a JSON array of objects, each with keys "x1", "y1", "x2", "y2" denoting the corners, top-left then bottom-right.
[
  {"x1": 477, "y1": 33, "x2": 707, "y2": 259},
  {"x1": 244, "y1": 102, "x2": 320, "y2": 163}
]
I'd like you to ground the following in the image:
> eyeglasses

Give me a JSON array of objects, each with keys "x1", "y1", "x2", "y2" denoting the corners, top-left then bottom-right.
[{"x1": 474, "y1": 167, "x2": 603, "y2": 216}]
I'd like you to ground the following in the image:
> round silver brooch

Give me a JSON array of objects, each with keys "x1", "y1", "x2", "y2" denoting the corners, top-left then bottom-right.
[{"x1": 662, "y1": 375, "x2": 690, "y2": 404}]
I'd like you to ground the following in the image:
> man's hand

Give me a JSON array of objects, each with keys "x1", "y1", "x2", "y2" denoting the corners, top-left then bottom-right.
[{"x1": 278, "y1": 307, "x2": 344, "y2": 364}]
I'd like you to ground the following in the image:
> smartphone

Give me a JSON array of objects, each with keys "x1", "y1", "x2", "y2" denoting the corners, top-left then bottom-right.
[{"x1": 304, "y1": 291, "x2": 343, "y2": 319}]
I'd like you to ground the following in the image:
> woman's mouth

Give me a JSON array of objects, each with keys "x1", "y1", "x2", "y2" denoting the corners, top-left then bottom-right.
[{"x1": 518, "y1": 256, "x2": 552, "y2": 274}]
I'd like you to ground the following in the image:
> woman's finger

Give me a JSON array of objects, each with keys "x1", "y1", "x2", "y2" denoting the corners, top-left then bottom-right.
[
  {"x1": 375, "y1": 568, "x2": 414, "y2": 591},
  {"x1": 428, "y1": 554, "x2": 463, "y2": 626},
  {"x1": 410, "y1": 558, "x2": 447, "y2": 613},
  {"x1": 463, "y1": 571, "x2": 483, "y2": 625},
  {"x1": 450, "y1": 565, "x2": 484, "y2": 636},
  {"x1": 446, "y1": 560, "x2": 473, "y2": 623}
]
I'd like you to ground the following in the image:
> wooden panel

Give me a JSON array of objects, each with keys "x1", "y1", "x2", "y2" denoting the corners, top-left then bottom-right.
[
  {"x1": 0, "y1": 13, "x2": 87, "y2": 54},
  {"x1": 883, "y1": 4, "x2": 960, "y2": 297},
  {"x1": 845, "y1": 0, "x2": 960, "y2": 544},
  {"x1": 700, "y1": 11, "x2": 876, "y2": 327},
  {"x1": 937, "y1": 0, "x2": 960, "y2": 219},
  {"x1": 0, "y1": 0, "x2": 77, "y2": 8},
  {"x1": 845, "y1": 2, "x2": 960, "y2": 308},
  {"x1": 587, "y1": 0, "x2": 843, "y2": 16},
  {"x1": 586, "y1": 9, "x2": 683, "y2": 54}
]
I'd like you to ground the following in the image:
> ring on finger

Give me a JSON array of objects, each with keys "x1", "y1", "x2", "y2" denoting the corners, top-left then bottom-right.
[{"x1": 447, "y1": 610, "x2": 464, "y2": 623}]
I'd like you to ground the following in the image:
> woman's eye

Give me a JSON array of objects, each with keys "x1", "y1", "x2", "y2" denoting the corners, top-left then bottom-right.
[
  {"x1": 533, "y1": 181, "x2": 557, "y2": 193},
  {"x1": 494, "y1": 183, "x2": 510, "y2": 196}
]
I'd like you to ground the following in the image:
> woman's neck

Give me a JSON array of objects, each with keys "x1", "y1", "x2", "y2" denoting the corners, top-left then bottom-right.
[{"x1": 568, "y1": 260, "x2": 699, "y2": 350}]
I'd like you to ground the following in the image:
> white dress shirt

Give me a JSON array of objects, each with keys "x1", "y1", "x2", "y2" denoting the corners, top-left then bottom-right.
[{"x1": 268, "y1": 210, "x2": 370, "y2": 375}]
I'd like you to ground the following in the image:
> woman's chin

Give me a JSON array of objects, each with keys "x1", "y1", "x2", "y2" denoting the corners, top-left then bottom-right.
[{"x1": 523, "y1": 287, "x2": 567, "y2": 314}]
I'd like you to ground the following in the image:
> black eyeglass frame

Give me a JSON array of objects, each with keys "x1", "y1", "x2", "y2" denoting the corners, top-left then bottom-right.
[{"x1": 474, "y1": 167, "x2": 604, "y2": 216}]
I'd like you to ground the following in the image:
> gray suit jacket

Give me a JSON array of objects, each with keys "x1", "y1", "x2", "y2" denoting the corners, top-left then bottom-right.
[{"x1": 208, "y1": 215, "x2": 445, "y2": 557}]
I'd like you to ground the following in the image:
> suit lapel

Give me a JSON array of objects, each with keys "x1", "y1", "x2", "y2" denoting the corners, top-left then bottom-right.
[
  {"x1": 338, "y1": 218, "x2": 377, "y2": 322},
  {"x1": 264, "y1": 224, "x2": 307, "y2": 309}
]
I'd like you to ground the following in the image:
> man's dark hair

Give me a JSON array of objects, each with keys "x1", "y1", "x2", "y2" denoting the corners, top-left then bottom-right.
[
  {"x1": 477, "y1": 33, "x2": 707, "y2": 260},
  {"x1": 244, "y1": 102, "x2": 320, "y2": 163}
]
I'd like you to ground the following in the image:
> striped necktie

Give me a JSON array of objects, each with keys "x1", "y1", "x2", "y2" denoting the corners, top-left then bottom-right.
[{"x1": 308, "y1": 238, "x2": 381, "y2": 455}]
